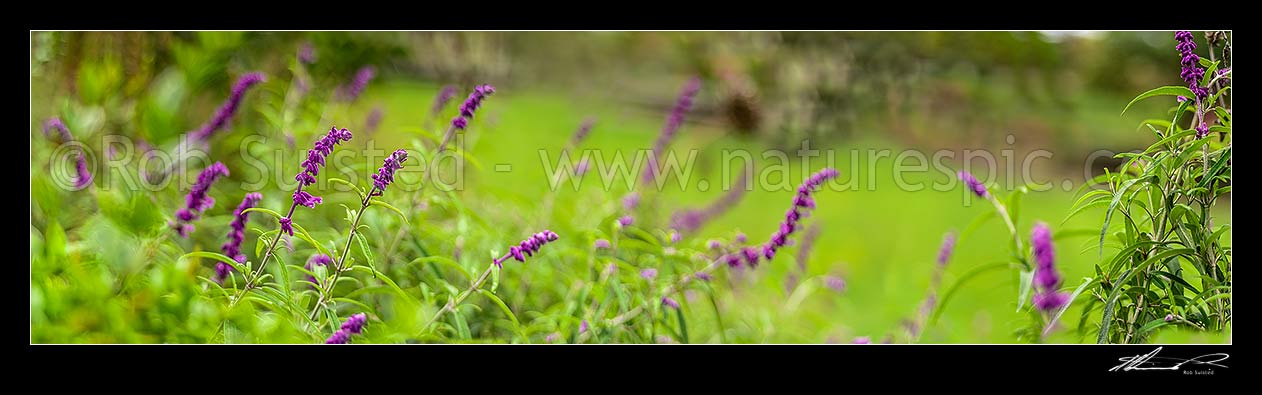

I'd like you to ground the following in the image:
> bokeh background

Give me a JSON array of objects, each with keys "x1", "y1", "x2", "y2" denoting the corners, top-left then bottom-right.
[{"x1": 29, "y1": 31, "x2": 1231, "y2": 343}]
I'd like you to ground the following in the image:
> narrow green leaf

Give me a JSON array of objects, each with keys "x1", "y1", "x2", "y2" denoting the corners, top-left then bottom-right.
[
  {"x1": 241, "y1": 207, "x2": 283, "y2": 220},
  {"x1": 1017, "y1": 269, "x2": 1034, "y2": 312},
  {"x1": 1122, "y1": 86, "x2": 1195, "y2": 115},
  {"x1": 1043, "y1": 277, "x2": 1095, "y2": 335},
  {"x1": 368, "y1": 199, "x2": 409, "y2": 224}
]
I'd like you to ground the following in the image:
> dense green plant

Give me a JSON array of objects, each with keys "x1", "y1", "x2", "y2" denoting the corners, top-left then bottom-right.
[{"x1": 1066, "y1": 31, "x2": 1231, "y2": 344}]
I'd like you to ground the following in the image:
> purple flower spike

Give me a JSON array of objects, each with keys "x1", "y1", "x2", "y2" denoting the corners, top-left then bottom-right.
[
  {"x1": 958, "y1": 170, "x2": 988, "y2": 198},
  {"x1": 191, "y1": 72, "x2": 266, "y2": 141},
  {"x1": 824, "y1": 276, "x2": 847, "y2": 292},
  {"x1": 575, "y1": 158, "x2": 591, "y2": 176},
  {"x1": 734, "y1": 232, "x2": 747, "y2": 244},
  {"x1": 370, "y1": 149, "x2": 409, "y2": 195},
  {"x1": 618, "y1": 215, "x2": 635, "y2": 227},
  {"x1": 852, "y1": 336, "x2": 871, "y2": 344},
  {"x1": 571, "y1": 117, "x2": 597, "y2": 147},
  {"x1": 1196, "y1": 123, "x2": 1210, "y2": 139},
  {"x1": 695, "y1": 272, "x2": 713, "y2": 281},
  {"x1": 337, "y1": 66, "x2": 376, "y2": 102},
  {"x1": 73, "y1": 151, "x2": 93, "y2": 188},
  {"x1": 640, "y1": 268, "x2": 658, "y2": 280},
  {"x1": 218, "y1": 192, "x2": 263, "y2": 282},
  {"x1": 305, "y1": 253, "x2": 333, "y2": 285},
  {"x1": 293, "y1": 127, "x2": 354, "y2": 209},
  {"x1": 298, "y1": 42, "x2": 317, "y2": 64},
  {"x1": 1175, "y1": 31, "x2": 1209, "y2": 101},
  {"x1": 325, "y1": 313, "x2": 368, "y2": 344},
  {"x1": 1030, "y1": 222, "x2": 1068, "y2": 313},
  {"x1": 623, "y1": 192, "x2": 640, "y2": 211},
  {"x1": 937, "y1": 232, "x2": 957, "y2": 267},
  {"x1": 494, "y1": 230, "x2": 560, "y2": 268},
  {"x1": 279, "y1": 217, "x2": 294, "y2": 236},
  {"x1": 579, "y1": 320, "x2": 589, "y2": 334},
  {"x1": 707, "y1": 239, "x2": 722, "y2": 250},
  {"x1": 43, "y1": 117, "x2": 73, "y2": 142},
  {"x1": 594, "y1": 239, "x2": 611, "y2": 249},
  {"x1": 451, "y1": 84, "x2": 496, "y2": 130},
  {"x1": 171, "y1": 162, "x2": 229, "y2": 237},
  {"x1": 431, "y1": 85, "x2": 458, "y2": 115},
  {"x1": 642, "y1": 77, "x2": 702, "y2": 184},
  {"x1": 661, "y1": 297, "x2": 680, "y2": 309}
]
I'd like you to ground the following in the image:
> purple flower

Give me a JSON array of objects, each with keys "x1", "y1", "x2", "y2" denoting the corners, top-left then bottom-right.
[
  {"x1": 604, "y1": 263, "x2": 618, "y2": 276},
  {"x1": 640, "y1": 268, "x2": 658, "y2": 280},
  {"x1": 493, "y1": 230, "x2": 560, "y2": 268},
  {"x1": 1196, "y1": 122, "x2": 1210, "y2": 139},
  {"x1": 575, "y1": 157, "x2": 591, "y2": 176},
  {"x1": 643, "y1": 77, "x2": 702, "y2": 184},
  {"x1": 707, "y1": 239, "x2": 721, "y2": 250},
  {"x1": 1031, "y1": 222, "x2": 1068, "y2": 313},
  {"x1": 734, "y1": 232, "x2": 748, "y2": 244},
  {"x1": 670, "y1": 169, "x2": 750, "y2": 233},
  {"x1": 1175, "y1": 31, "x2": 1209, "y2": 101},
  {"x1": 298, "y1": 42, "x2": 316, "y2": 64},
  {"x1": 293, "y1": 127, "x2": 354, "y2": 209},
  {"x1": 618, "y1": 215, "x2": 635, "y2": 227},
  {"x1": 171, "y1": 162, "x2": 229, "y2": 238},
  {"x1": 191, "y1": 72, "x2": 266, "y2": 141},
  {"x1": 594, "y1": 239, "x2": 611, "y2": 249},
  {"x1": 73, "y1": 151, "x2": 93, "y2": 189},
  {"x1": 726, "y1": 168, "x2": 839, "y2": 268},
  {"x1": 43, "y1": 117, "x2": 73, "y2": 142},
  {"x1": 669, "y1": 231, "x2": 682, "y2": 244},
  {"x1": 337, "y1": 66, "x2": 376, "y2": 102},
  {"x1": 431, "y1": 85, "x2": 458, "y2": 115},
  {"x1": 305, "y1": 253, "x2": 333, "y2": 285},
  {"x1": 936, "y1": 232, "x2": 957, "y2": 267},
  {"x1": 661, "y1": 297, "x2": 680, "y2": 309},
  {"x1": 1165, "y1": 314, "x2": 1175, "y2": 322},
  {"x1": 370, "y1": 149, "x2": 409, "y2": 195},
  {"x1": 579, "y1": 320, "x2": 589, "y2": 334},
  {"x1": 279, "y1": 217, "x2": 293, "y2": 236},
  {"x1": 958, "y1": 170, "x2": 988, "y2": 198},
  {"x1": 622, "y1": 192, "x2": 640, "y2": 210},
  {"x1": 571, "y1": 117, "x2": 597, "y2": 147},
  {"x1": 364, "y1": 107, "x2": 384, "y2": 135},
  {"x1": 325, "y1": 313, "x2": 368, "y2": 344},
  {"x1": 695, "y1": 272, "x2": 713, "y2": 281},
  {"x1": 451, "y1": 84, "x2": 496, "y2": 130},
  {"x1": 824, "y1": 276, "x2": 847, "y2": 292},
  {"x1": 545, "y1": 332, "x2": 561, "y2": 343},
  {"x1": 218, "y1": 192, "x2": 263, "y2": 282},
  {"x1": 795, "y1": 223, "x2": 821, "y2": 274},
  {"x1": 852, "y1": 336, "x2": 871, "y2": 344},
  {"x1": 656, "y1": 335, "x2": 677, "y2": 344}
]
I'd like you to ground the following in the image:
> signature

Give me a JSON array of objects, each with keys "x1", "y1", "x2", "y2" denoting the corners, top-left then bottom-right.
[{"x1": 1110, "y1": 347, "x2": 1230, "y2": 372}]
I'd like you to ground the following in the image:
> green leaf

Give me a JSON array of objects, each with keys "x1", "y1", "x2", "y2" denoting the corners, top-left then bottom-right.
[
  {"x1": 1199, "y1": 147, "x2": 1231, "y2": 189},
  {"x1": 1042, "y1": 277, "x2": 1095, "y2": 336},
  {"x1": 180, "y1": 251, "x2": 248, "y2": 274},
  {"x1": 1137, "y1": 319, "x2": 1169, "y2": 335},
  {"x1": 1200, "y1": 60, "x2": 1220, "y2": 87},
  {"x1": 327, "y1": 177, "x2": 366, "y2": 199},
  {"x1": 368, "y1": 199, "x2": 409, "y2": 224},
  {"x1": 477, "y1": 289, "x2": 523, "y2": 331},
  {"x1": 1017, "y1": 269, "x2": 1034, "y2": 312},
  {"x1": 1099, "y1": 178, "x2": 1144, "y2": 257},
  {"x1": 1007, "y1": 187, "x2": 1027, "y2": 226},
  {"x1": 290, "y1": 223, "x2": 333, "y2": 258},
  {"x1": 1096, "y1": 248, "x2": 1196, "y2": 343},
  {"x1": 241, "y1": 207, "x2": 283, "y2": 220},
  {"x1": 353, "y1": 232, "x2": 377, "y2": 278},
  {"x1": 1122, "y1": 86, "x2": 1195, "y2": 115}
]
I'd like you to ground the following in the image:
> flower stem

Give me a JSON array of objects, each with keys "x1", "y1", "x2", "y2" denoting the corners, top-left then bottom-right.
[
  {"x1": 309, "y1": 188, "x2": 378, "y2": 322},
  {"x1": 419, "y1": 263, "x2": 496, "y2": 335}
]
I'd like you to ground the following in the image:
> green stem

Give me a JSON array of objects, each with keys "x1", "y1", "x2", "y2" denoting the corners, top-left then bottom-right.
[{"x1": 309, "y1": 188, "x2": 377, "y2": 322}]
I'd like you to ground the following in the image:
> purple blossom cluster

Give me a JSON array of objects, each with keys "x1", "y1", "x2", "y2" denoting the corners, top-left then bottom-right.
[
  {"x1": 218, "y1": 192, "x2": 263, "y2": 282},
  {"x1": 171, "y1": 162, "x2": 229, "y2": 237},
  {"x1": 370, "y1": 149, "x2": 409, "y2": 195},
  {"x1": 305, "y1": 253, "x2": 333, "y2": 285},
  {"x1": 493, "y1": 230, "x2": 560, "y2": 268},
  {"x1": 337, "y1": 66, "x2": 376, "y2": 102},
  {"x1": 431, "y1": 85, "x2": 458, "y2": 115},
  {"x1": 1031, "y1": 222, "x2": 1069, "y2": 312},
  {"x1": 293, "y1": 127, "x2": 354, "y2": 208},
  {"x1": 451, "y1": 85, "x2": 496, "y2": 130},
  {"x1": 43, "y1": 117, "x2": 92, "y2": 188},
  {"x1": 722, "y1": 168, "x2": 839, "y2": 268},
  {"x1": 642, "y1": 77, "x2": 702, "y2": 184},
  {"x1": 191, "y1": 72, "x2": 266, "y2": 141},
  {"x1": 958, "y1": 170, "x2": 988, "y2": 198},
  {"x1": 364, "y1": 107, "x2": 384, "y2": 135},
  {"x1": 298, "y1": 42, "x2": 317, "y2": 64},
  {"x1": 1176, "y1": 31, "x2": 1209, "y2": 101},
  {"x1": 326, "y1": 313, "x2": 368, "y2": 344},
  {"x1": 570, "y1": 117, "x2": 597, "y2": 147}
]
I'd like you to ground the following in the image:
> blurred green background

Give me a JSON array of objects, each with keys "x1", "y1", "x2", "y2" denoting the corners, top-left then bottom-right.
[{"x1": 29, "y1": 31, "x2": 1230, "y2": 343}]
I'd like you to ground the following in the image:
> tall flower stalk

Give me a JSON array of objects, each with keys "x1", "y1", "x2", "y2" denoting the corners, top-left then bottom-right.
[
  {"x1": 171, "y1": 162, "x2": 229, "y2": 238},
  {"x1": 190, "y1": 72, "x2": 266, "y2": 142},
  {"x1": 227, "y1": 127, "x2": 352, "y2": 308},
  {"x1": 218, "y1": 192, "x2": 263, "y2": 283},
  {"x1": 642, "y1": 77, "x2": 702, "y2": 185},
  {"x1": 308, "y1": 148, "x2": 408, "y2": 321},
  {"x1": 419, "y1": 230, "x2": 559, "y2": 335}
]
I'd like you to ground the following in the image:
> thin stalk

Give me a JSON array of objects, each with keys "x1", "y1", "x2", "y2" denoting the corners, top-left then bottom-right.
[
  {"x1": 309, "y1": 187, "x2": 378, "y2": 321},
  {"x1": 577, "y1": 256, "x2": 725, "y2": 343},
  {"x1": 420, "y1": 263, "x2": 496, "y2": 335},
  {"x1": 381, "y1": 124, "x2": 459, "y2": 266},
  {"x1": 989, "y1": 195, "x2": 1028, "y2": 270},
  {"x1": 228, "y1": 194, "x2": 301, "y2": 307}
]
